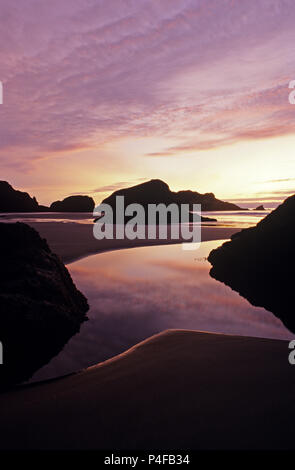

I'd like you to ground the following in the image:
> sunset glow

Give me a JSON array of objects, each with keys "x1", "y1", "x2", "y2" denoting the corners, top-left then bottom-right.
[{"x1": 0, "y1": 0, "x2": 294, "y2": 206}]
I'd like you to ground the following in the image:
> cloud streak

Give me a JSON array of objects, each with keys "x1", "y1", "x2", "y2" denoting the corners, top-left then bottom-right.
[
  {"x1": 70, "y1": 178, "x2": 147, "y2": 196},
  {"x1": 0, "y1": 0, "x2": 295, "y2": 173}
]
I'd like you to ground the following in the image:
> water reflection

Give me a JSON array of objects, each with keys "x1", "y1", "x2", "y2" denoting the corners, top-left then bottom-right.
[
  {"x1": 0, "y1": 210, "x2": 269, "y2": 228},
  {"x1": 202, "y1": 210, "x2": 271, "y2": 227},
  {"x1": 0, "y1": 212, "x2": 94, "y2": 224},
  {"x1": 31, "y1": 240, "x2": 292, "y2": 382}
]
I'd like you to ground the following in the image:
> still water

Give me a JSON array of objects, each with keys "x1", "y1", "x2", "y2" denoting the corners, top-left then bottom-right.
[
  {"x1": 31, "y1": 239, "x2": 292, "y2": 383},
  {"x1": 0, "y1": 210, "x2": 270, "y2": 227}
]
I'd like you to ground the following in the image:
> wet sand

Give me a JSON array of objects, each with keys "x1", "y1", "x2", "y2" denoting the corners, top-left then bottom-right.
[
  {"x1": 28, "y1": 222, "x2": 240, "y2": 263},
  {"x1": 2, "y1": 221, "x2": 294, "y2": 450},
  {"x1": 0, "y1": 329, "x2": 294, "y2": 450}
]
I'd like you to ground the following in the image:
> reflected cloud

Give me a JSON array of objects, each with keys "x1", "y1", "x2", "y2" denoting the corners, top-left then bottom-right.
[{"x1": 32, "y1": 241, "x2": 292, "y2": 383}]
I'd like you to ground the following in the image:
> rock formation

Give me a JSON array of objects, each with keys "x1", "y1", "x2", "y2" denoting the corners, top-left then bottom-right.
[
  {"x1": 0, "y1": 181, "x2": 43, "y2": 212},
  {"x1": 0, "y1": 222, "x2": 89, "y2": 387},
  {"x1": 102, "y1": 179, "x2": 244, "y2": 212},
  {"x1": 50, "y1": 195, "x2": 95, "y2": 212},
  {"x1": 208, "y1": 195, "x2": 295, "y2": 333}
]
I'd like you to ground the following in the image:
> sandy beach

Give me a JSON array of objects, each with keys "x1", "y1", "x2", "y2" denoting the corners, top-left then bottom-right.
[
  {"x1": 2, "y1": 0, "x2": 295, "y2": 454},
  {"x1": 1, "y1": 219, "x2": 294, "y2": 451},
  {"x1": 28, "y1": 222, "x2": 240, "y2": 263},
  {"x1": 0, "y1": 329, "x2": 294, "y2": 450}
]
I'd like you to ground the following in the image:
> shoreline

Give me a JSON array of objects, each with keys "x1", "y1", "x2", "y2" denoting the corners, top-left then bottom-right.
[
  {"x1": 2, "y1": 220, "x2": 293, "y2": 450},
  {"x1": 0, "y1": 329, "x2": 294, "y2": 449},
  {"x1": 27, "y1": 221, "x2": 241, "y2": 263}
]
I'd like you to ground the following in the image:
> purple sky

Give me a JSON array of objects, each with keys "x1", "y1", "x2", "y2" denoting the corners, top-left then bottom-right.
[{"x1": 0, "y1": 0, "x2": 295, "y2": 206}]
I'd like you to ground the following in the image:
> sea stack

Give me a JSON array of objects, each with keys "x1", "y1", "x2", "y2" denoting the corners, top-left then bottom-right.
[
  {"x1": 208, "y1": 194, "x2": 295, "y2": 333},
  {"x1": 0, "y1": 181, "x2": 42, "y2": 212},
  {"x1": 50, "y1": 195, "x2": 95, "y2": 212},
  {"x1": 102, "y1": 179, "x2": 244, "y2": 211}
]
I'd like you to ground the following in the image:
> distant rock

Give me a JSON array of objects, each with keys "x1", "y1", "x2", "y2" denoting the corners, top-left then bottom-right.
[
  {"x1": 0, "y1": 181, "x2": 47, "y2": 212},
  {"x1": 0, "y1": 181, "x2": 96, "y2": 213},
  {"x1": 50, "y1": 195, "x2": 95, "y2": 212},
  {"x1": 94, "y1": 180, "x2": 217, "y2": 224},
  {"x1": 208, "y1": 194, "x2": 295, "y2": 333},
  {"x1": 38, "y1": 205, "x2": 51, "y2": 212},
  {"x1": 102, "y1": 179, "x2": 244, "y2": 212},
  {"x1": 0, "y1": 222, "x2": 88, "y2": 387},
  {"x1": 97, "y1": 179, "x2": 244, "y2": 223},
  {"x1": 195, "y1": 214, "x2": 217, "y2": 223},
  {"x1": 255, "y1": 205, "x2": 265, "y2": 210}
]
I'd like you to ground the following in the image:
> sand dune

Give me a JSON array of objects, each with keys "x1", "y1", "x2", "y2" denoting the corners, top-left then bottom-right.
[{"x1": 0, "y1": 329, "x2": 294, "y2": 450}]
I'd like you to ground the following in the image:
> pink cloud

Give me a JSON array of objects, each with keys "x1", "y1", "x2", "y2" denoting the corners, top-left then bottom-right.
[{"x1": 0, "y1": 0, "x2": 295, "y2": 173}]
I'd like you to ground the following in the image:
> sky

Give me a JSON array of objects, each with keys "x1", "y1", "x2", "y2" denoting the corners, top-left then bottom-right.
[{"x1": 0, "y1": 0, "x2": 295, "y2": 208}]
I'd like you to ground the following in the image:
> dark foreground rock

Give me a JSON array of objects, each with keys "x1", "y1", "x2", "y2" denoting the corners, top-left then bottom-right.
[
  {"x1": 208, "y1": 195, "x2": 295, "y2": 333},
  {"x1": 0, "y1": 223, "x2": 88, "y2": 387},
  {"x1": 50, "y1": 195, "x2": 95, "y2": 212}
]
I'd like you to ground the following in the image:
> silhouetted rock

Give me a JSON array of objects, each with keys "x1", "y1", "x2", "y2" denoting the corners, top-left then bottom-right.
[
  {"x1": 102, "y1": 179, "x2": 244, "y2": 212},
  {"x1": 255, "y1": 205, "x2": 265, "y2": 210},
  {"x1": 208, "y1": 195, "x2": 295, "y2": 333},
  {"x1": 38, "y1": 205, "x2": 50, "y2": 212},
  {"x1": 97, "y1": 179, "x2": 244, "y2": 224},
  {"x1": 50, "y1": 195, "x2": 95, "y2": 212},
  {"x1": 0, "y1": 222, "x2": 88, "y2": 387},
  {"x1": 193, "y1": 214, "x2": 217, "y2": 223},
  {"x1": 0, "y1": 181, "x2": 48, "y2": 212}
]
